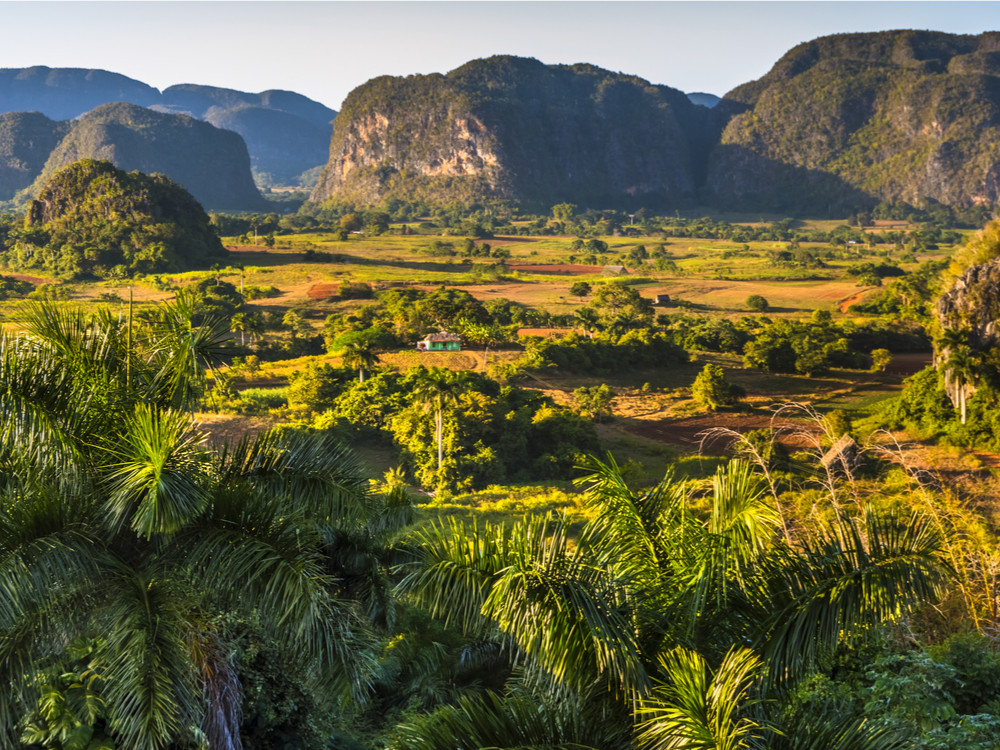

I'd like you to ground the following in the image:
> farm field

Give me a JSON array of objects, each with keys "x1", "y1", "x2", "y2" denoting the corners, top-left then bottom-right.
[{"x1": 0, "y1": 217, "x2": 953, "y2": 495}]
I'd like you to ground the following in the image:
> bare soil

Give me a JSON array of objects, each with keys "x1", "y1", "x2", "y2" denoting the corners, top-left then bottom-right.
[
  {"x1": 506, "y1": 264, "x2": 602, "y2": 275},
  {"x1": 5, "y1": 273, "x2": 47, "y2": 285},
  {"x1": 623, "y1": 413, "x2": 821, "y2": 451},
  {"x1": 195, "y1": 414, "x2": 275, "y2": 447},
  {"x1": 838, "y1": 287, "x2": 878, "y2": 313}
]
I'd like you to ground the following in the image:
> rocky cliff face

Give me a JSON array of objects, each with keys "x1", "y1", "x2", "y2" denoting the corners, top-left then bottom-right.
[
  {"x1": 705, "y1": 30, "x2": 1000, "y2": 213},
  {"x1": 935, "y1": 232, "x2": 1000, "y2": 407},
  {"x1": 31, "y1": 103, "x2": 266, "y2": 210},
  {"x1": 311, "y1": 56, "x2": 709, "y2": 209},
  {"x1": 937, "y1": 258, "x2": 1000, "y2": 347}
]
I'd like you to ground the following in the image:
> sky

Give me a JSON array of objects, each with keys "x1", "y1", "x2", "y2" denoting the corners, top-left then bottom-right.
[{"x1": 1, "y1": 1, "x2": 999, "y2": 110}]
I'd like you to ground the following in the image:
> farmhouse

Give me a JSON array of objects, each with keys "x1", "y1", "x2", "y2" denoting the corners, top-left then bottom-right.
[
  {"x1": 416, "y1": 331, "x2": 463, "y2": 351},
  {"x1": 603, "y1": 265, "x2": 629, "y2": 276}
]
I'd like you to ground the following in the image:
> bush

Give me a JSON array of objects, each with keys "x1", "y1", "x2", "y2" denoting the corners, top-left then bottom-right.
[
  {"x1": 691, "y1": 364, "x2": 744, "y2": 411},
  {"x1": 746, "y1": 294, "x2": 770, "y2": 311}
]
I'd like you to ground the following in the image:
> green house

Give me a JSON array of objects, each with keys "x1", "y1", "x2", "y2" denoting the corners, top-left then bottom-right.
[{"x1": 417, "y1": 332, "x2": 462, "y2": 351}]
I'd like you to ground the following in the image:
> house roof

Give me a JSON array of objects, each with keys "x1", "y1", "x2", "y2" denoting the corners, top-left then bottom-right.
[{"x1": 421, "y1": 332, "x2": 462, "y2": 342}]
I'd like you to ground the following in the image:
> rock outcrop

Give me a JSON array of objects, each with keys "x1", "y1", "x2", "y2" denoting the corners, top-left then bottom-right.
[
  {"x1": 311, "y1": 56, "x2": 711, "y2": 209},
  {"x1": 705, "y1": 30, "x2": 1000, "y2": 213}
]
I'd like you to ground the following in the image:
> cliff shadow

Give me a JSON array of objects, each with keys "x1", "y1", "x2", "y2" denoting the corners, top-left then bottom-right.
[{"x1": 701, "y1": 144, "x2": 878, "y2": 217}]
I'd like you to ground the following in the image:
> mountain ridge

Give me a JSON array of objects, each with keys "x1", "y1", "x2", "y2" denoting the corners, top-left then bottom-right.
[{"x1": 0, "y1": 66, "x2": 336, "y2": 188}]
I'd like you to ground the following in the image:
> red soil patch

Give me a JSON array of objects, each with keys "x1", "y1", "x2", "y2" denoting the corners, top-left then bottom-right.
[
  {"x1": 517, "y1": 327, "x2": 580, "y2": 338},
  {"x1": 839, "y1": 288, "x2": 877, "y2": 313},
  {"x1": 308, "y1": 283, "x2": 339, "y2": 300},
  {"x1": 506, "y1": 264, "x2": 602, "y2": 275},
  {"x1": 4, "y1": 273, "x2": 46, "y2": 285},
  {"x1": 886, "y1": 352, "x2": 932, "y2": 376},
  {"x1": 626, "y1": 413, "x2": 821, "y2": 452},
  {"x1": 490, "y1": 236, "x2": 543, "y2": 243},
  {"x1": 226, "y1": 245, "x2": 299, "y2": 254}
]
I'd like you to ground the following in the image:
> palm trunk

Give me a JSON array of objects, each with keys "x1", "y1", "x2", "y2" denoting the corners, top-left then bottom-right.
[
  {"x1": 436, "y1": 409, "x2": 443, "y2": 469},
  {"x1": 359, "y1": 368, "x2": 365, "y2": 383}
]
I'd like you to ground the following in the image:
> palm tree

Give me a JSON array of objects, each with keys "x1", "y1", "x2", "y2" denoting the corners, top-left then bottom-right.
[
  {"x1": 411, "y1": 367, "x2": 469, "y2": 471},
  {"x1": 399, "y1": 456, "x2": 949, "y2": 747},
  {"x1": 944, "y1": 344, "x2": 978, "y2": 424},
  {"x1": 142, "y1": 291, "x2": 233, "y2": 411},
  {"x1": 341, "y1": 337, "x2": 379, "y2": 382},
  {"x1": 575, "y1": 306, "x2": 602, "y2": 338},
  {"x1": 0, "y1": 303, "x2": 389, "y2": 749}
]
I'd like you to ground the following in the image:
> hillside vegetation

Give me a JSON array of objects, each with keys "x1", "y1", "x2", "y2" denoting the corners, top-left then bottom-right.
[
  {"x1": 5, "y1": 159, "x2": 227, "y2": 277},
  {"x1": 708, "y1": 30, "x2": 1000, "y2": 212}
]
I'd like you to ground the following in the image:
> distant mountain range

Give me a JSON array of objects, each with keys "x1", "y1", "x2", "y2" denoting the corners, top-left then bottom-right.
[
  {"x1": 0, "y1": 66, "x2": 337, "y2": 194},
  {"x1": 6, "y1": 31, "x2": 1000, "y2": 216}
]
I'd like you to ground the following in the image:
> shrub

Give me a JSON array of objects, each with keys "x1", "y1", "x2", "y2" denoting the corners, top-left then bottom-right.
[{"x1": 691, "y1": 364, "x2": 744, "y2": 411}]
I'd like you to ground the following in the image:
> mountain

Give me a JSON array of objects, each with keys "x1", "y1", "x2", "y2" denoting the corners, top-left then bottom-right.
[
  {"x1": 705, "y1": 30, "x2": 1000, "y2": 213},
  {"x1": 158, "y1": 84, "x2": 336, "y2": 186},
  {"x1": 0, "y1": 67, "x2": 336, "y2": 188},
  {"x1": 0, "y1": 66, "x2": 160, "y2": 120},
  {"x1": 28, "y1": 102, "x2": 266, "y2": 210},
  {"x1": 687, "y1": 92, "x2": 720, "y2": 108},
  {"x1": 310, "y1": 56, "x2": 711, "y2": 209},
  {"x1": 23, "y1": 159, "x2": 227, "y2": 277},
  {"x1": 0, "y1": 112, "x2": 69, "y2": 198}
]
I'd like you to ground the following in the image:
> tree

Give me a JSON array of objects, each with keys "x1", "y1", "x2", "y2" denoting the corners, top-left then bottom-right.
[
  {"x1": 575, "y1": 306, "x2": 602, "y2": 337},
  {"x1": 746, "y1": 294, "x2": 770, "y2": 312},
  {"x1": 412, "y1": 367, "x2": 470, "y2": 472},
  {"x1": 0, "y1": 303, "x2": 388, "y2": 749},
  {"x1": 692, "y1": 363, "x2": 743, "y2": 411},
  {"x1": 552, "y1": 203, "x2": 578, "y2": 223},
  {"x1": 870, "y1": 348, "x2": 893, "y2": 372},
  {"x1": 938, "y1": 327, "x2": 980, "y2": 425},
  {"x1": 573, "y1": 383, "x2": 616, "y2": 423},
  {"x1": 398, "y1": 456, "x2": 948, "y2": 748},
  {"x1": 570, "y1": 281, "x2": 592, "y2": 301},
  {"x1": 341, "y1": 337, "x2": 379, "y2": 382}
]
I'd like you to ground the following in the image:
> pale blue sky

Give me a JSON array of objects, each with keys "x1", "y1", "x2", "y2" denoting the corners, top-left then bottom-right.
[{"x1": 2, "y1": 2, "x2": 999, "y2": 109}]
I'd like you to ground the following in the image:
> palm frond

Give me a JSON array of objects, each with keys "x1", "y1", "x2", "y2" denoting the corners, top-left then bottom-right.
[
  {"x1": 99, "y1": 568, "x2": 200, "y2": 750},
  {"x1": 388, "y1": 689, "x2": 620, "y2": 750},
  {"x1": 105, "y1": 406, "x2": 211, "y2": 538},
  {"x1": 396, "y1": 517, "x2": 508, "y2": 636},
  {"x1": 635, "y1": 646, "x2": 764, "y2": 750},
  {"x1": 216, "y1": 429, "x2": 370, "y2": 522},
  {"x1": 762, "y1": 507, "x2": 949, "y2": 683},
  {"x1": 482, "y1": 517, "x2": 645, "y2": 695}
]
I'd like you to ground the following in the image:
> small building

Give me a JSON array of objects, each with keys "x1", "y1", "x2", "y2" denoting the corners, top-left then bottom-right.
[
  {"x1": 654, "y1": 294, "x2": 672, "y2": 306},
  {"x1": 417, "y1": 332, "x2": 462, "y2": 352},
  {"x1": 603, "y1": 264, "x2": 629, "y2": 276}
]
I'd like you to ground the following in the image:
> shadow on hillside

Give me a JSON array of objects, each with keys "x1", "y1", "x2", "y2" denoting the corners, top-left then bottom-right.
[{"x1": 702, "y1": 144, "x2": 876, "y2": 215}]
